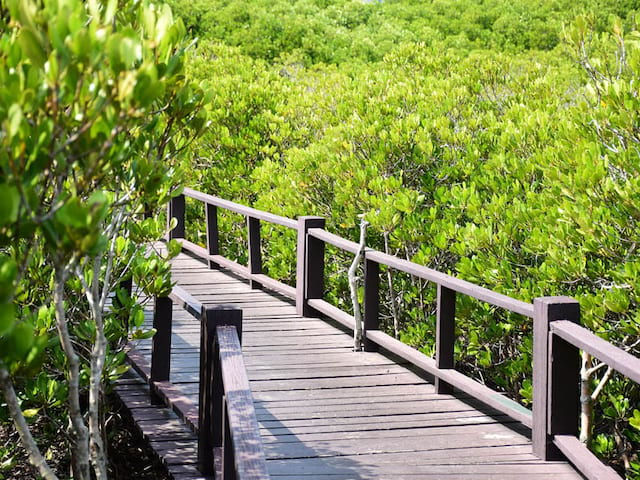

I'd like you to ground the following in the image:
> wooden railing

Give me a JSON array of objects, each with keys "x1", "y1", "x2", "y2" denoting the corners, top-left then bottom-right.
[
  {"x1": 150, "y1": 286, "x2": 269, "y2": 480},
  {"x1": 168, "y1": 188, "x2": 640, "y2": 480}
]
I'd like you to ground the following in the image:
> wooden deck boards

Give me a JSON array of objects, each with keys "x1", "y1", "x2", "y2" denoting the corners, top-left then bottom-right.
[{"x1": 117, "y1": 251, "x2": 584, "y2": 479}]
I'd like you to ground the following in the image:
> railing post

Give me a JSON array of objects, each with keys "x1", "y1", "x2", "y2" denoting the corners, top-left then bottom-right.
[
  {"x1": 296, "y1": 216, "x2": 326, "y2": 317},
  {"x1": 206, "y1": 203, "x2": 220, "y2": 270},
  {"x1": 363, "y1": 258, "x2": 380, "y2": 352},
  {"x1": 198, "y1": 305, "x2": 242, "y2": 476},
  {"x1": 168, "y1": 194, "x2": 185, "y2": 240},
  {"x1": 150, "y1": 296, "x2": 172, "y2": 404},
  {"x1": 247, "y1": 216, "x2": 262, "y2": 289},
  {"x1": 435, "y1": 285, "x2": 456, "y2": 394},
  {"x1": 533, "y1": 296, "x2": 581, "y2": 460}
]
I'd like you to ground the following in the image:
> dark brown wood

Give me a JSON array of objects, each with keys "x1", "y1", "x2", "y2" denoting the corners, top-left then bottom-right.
[
  {"x1": 169, "y1": 194, "x2": 186, "y2": 240},
  {"x1": 223, "y1": 402, "x2": 235, "y2": 480},
  {"x1": 365, "y1": 249, "x2": 535, "y2": 318},
  {"x1": 206, "y1": 203, "x2": 220, "y2": 270},
  {"x1": 296, "y1": 217, "x2": 325, "y2": 316},
  {"x1": 123, "y1": 248, "x2": 585, "y2": 480},
  {"x1": 363, "y1": 259, "x2": 380, "y2": 352},
  {"x1": 307, "y1": 227, "x2": 360, "y2": 254},
  {"x1": 217, "y1": 325, "x2": 269, "y2": 480},
  {"x1": 169, "y1": 285, "x2": 203, "y2": 320},
  {"x1": 199, "y1": 305, "x2": 243, "y2": 475},
  {"x1": 183, "y1": 187, "x2": 297, "y2": 230},
  {"x1": 532, "y1": 296, "x2": 580, "y2": 461},
  {"x1": 247, "y1": 217, "x2": 262, "y2": 290},
  {"x1": 551, "y1": 320, "x2": 640, "y2": 384},
  {"x1": 307, "y1": 299, "x2": 354, "y2": 330},
  {"x1": 435, "y1": 285, "x2": 456, "y2": 394},
  {"x1": 553, "y1": 435, "x2": 621, "y2": 480},
  {"x1": 365, "y1": 329, "x2": 533, "y2": 427},
  {"x1": 151, "y1": 296, "x2": 172, "y2": 384},
  {"x1": 176, "y1": 239, "x2": 296, "y2": 300}
]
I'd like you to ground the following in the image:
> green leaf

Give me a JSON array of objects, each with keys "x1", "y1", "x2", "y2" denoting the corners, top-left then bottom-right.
[
  {"x1": 21, "y1": 408, "x2": 39, "y2": 418},
  {"x1": 0, "y1": 303, "x2": 15, "y2": 336},
  {"x1": 0, "y1": 257, "x2": 17, "y2": 302},
  {"x1": 7, "y1": 104, "x2": 23, "y2": 140},
  {"x1": 17, "y1": 28, "x2": 46, "y2": 68},
  {"x1": 0, "y1": 184, "x2": 20, "y2": 226},
  {"x1": 630, "y1": 409, "x2": 640, "y2": 430},
  {"x1": 10, "y1": 322, "x2": 34, "y2": 360},
  {"x1": 55, "y1": 197, "x2": 88, "y2": 228},
  {"x1": 132, "y1": 328, "x2": 156, "y2": 340}
]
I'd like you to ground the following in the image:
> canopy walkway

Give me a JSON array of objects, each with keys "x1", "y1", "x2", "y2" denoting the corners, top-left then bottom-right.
[{"x1": 115, "y1": 188, "x2": 640, "y2": 480}]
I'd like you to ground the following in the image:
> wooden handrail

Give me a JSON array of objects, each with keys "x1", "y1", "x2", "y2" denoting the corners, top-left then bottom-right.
[
  {"x1": 198, "y1": 306, "x2": 269, "y2": 479},
  {"x1": 166, "y1": 188, "x2": 640, "y2": 480},
  {"x1": 217, "y1": 325, "x2": 270, "y2": 480},
  {"x1": 169, "y1": 284, "x2": 203, "y2": 320},
  {"x1": 551, "y1": 320, "x2": 640, "y2": 384},
  {"x1": 183, "y1": 187, "x2": 298, "y2": 229}
]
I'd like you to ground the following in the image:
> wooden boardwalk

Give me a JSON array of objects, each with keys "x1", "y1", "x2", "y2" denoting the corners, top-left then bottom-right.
[{"x1": 116, "y1": 251, "x2": 584, "y2": 479}]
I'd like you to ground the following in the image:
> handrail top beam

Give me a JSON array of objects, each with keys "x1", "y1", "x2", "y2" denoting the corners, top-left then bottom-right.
[
  {"x1": 306, "y1": 226, "x2": 533, "y2": 318},
  {"x1": 551, "y1": 320, "x2": 640, "y2": 385},
  {"x1": 366, "y1": 250, "x2": 534, "y2": 317},
  {"x1": 169, "y1": 284, "x2": 203, "y2": 320},
  {"x1": 307, "y1": 227, "x2": 361, "y2": 254},
  {"x1": 182, "y1": 187, "x2": 297, "y2": 230}
]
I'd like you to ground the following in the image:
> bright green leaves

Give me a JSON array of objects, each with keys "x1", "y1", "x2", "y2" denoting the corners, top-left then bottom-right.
[
  {"x1": 0, "y1": 184, "x2": 20, "y2": 227},
  {"x1": 107, "y1": 30, "x2": 143, "y2": 73},
  {"x1": 17, "y1": 27, "x2": 46, "y2": 68},
  {"x1": 42, "y1": 193, "x2": 109, "y2": 256},
  {"x1": 630, "y1": 410, "x2": 640, "y2": 430},
  {"x1": 132, "y1": 252, "x2": 174, "y2": 297},
  {"x1": 0, "y1": 256, "x2": 17, "y2": 337},
  {"x1": 0, "y1": 303, "x2": 15, "y2": 337}
]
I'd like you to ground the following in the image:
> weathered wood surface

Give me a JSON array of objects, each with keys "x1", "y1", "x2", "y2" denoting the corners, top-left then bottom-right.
[{"x1": 124, "y1": 251, "x2": 584, "y2": 479}]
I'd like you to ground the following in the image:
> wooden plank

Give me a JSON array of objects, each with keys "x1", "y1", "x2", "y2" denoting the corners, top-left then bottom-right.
[
  {"x1": 365, "y1": 249, "x2": 535, "y2": 318},
  {"x1": 117, "y1": 249, "x2": 584, "y2": 480},
  {"x1": 262, "y1": 431, "x2": 532, "y2": 459},
  {"x1": 217, "y1": 325, "x2": 270, "y2": 479},
  {"x1": 247, "y1": 372, "x2": 428, "y2": 392},
  {"x1": 260, "y1": 422, "x2": 530, "y2": 445},
  {"x1": 551, "y1": 320, "x2": 640, "y2": 384},
  {"x1": 258, "y1": 412, "x2": 515, "y2": 436},
  {"x1": 366, "y1": 330, "x2": 533, "y2": 427},
  {"x1": 169, "y1": 364, "x2": 411, "y2": 382},
  {"x1": 183, "y1": 187, "x2": 298, "y2": 229},
  {"x1": 252, "y1": 384, "x2": 438, "y2": 402},
  {"x1": 307, "y1": 298, "x2": 355, "y2": 331},
  {"x1": 554, "y1": 435, "x2": 621, "y2": 480},
  {"x1": 253, "y1": 398, "x2": 489, "y2": 422}
]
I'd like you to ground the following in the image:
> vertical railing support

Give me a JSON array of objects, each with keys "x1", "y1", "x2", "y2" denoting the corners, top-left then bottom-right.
[
  {"x1": 150, "y1": 296, "x2": 172, "y2": 404},
  {"x1": 206, "y1": 203, "x2": 220, "y2": 270},
  {"x1": 533, "y1": 296, "x2": 581, "y2": 460},
  {"x1": 168, "y1": 194, "x2": 185, "y2": 240},
  {"x1": 435, "y1": 285, "x2": 456, "y2": 394},
  {"x1": 296, "y1": 216, "x2": 326, "y2": 317},
  {"x1": 198, "y1": 305, "x2": 243, "y2": 476},
  {"x1": 363, "y1": 258, "x2": 380, "y2": 352},
  {"x1": 247, "y1": 217, "x2": 262, "y2": 289}
]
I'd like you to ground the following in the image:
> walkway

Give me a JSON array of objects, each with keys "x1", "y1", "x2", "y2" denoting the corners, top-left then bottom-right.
[{"x1": 115, "y1": 250, "x2": 583, "y2": 479}]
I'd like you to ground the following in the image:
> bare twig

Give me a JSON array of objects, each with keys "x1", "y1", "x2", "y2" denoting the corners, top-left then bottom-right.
[
  {"x1": 349, "y1": 218, "x2": 368, "y2": 351},
  {"x1": 0, "y1": 366, "x2": 58, "y2": 480}
]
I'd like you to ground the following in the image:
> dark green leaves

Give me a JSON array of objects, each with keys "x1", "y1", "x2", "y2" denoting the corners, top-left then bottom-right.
[{"x1": 0, "y1": 184, "x2": 19, "y2": 226}]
